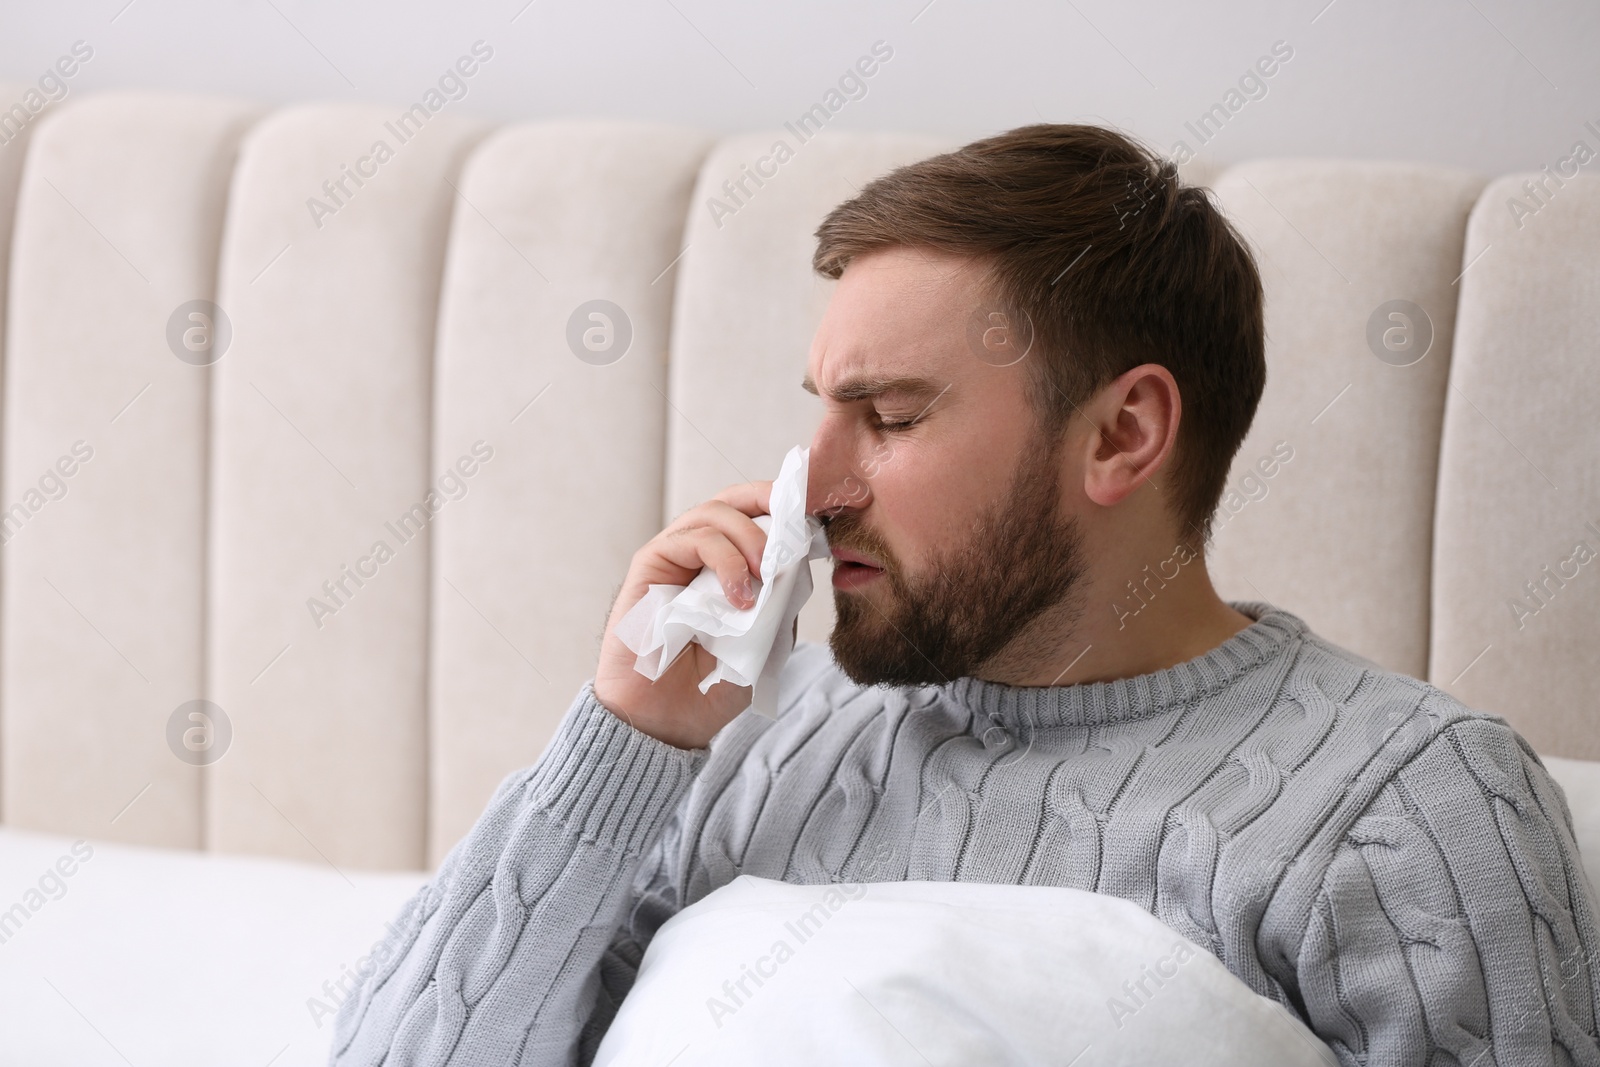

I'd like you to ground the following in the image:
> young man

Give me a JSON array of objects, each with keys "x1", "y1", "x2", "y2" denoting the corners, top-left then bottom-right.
[{"x1": 331, "y1": 126, "x2": 1600, "y2": 1066}]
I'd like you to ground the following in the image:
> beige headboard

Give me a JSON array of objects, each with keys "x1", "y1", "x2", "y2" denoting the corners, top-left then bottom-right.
[{"x1": 1, "y1": 88, "x2": 1595, "y2": 870}]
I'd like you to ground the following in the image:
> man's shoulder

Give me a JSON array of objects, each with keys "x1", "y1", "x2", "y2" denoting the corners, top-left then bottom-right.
[
  {"x1": 1258, "y1": 620, "x2": 1570, "y2": 930},
  {"x1": 1285, "y1": 622, "x2": 1541, "y2": 814},
  {"x1": 1277, "y1": 619, "x2": 1505, "y2": 743},
  {"x1": 1254, "y1": 614, "x2": 1542, "y2": 825}
]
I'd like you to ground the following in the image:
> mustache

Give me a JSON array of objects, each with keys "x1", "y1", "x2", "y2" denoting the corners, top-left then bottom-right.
[{"x1": 821, "y1": 513, "x2": 897, "y2": 571}]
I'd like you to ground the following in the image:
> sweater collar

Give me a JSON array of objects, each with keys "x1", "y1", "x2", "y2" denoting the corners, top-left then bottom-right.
[{"x1": 943, "y1": 602, "x2": 1305, "y2": 730}]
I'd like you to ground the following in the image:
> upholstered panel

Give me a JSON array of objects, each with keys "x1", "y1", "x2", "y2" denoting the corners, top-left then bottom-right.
[
  {"x1": 427, "y1": 121, "x2": 711, "y2": 864},
  {"x1": 1, "y1": 93, "x2": 260, "y2": 845},
  {"x1": 1432, "y1": 173, "x2": 1600, "y2": 760},
  {"x1": 666, "y1": 131, "x2": 955, "y2": 645},
  {"x1": 209, "y1": 106, "x2": 489, "y2": 868},
  {"x1": 1177, "y1": 156, "x2": 1225, "y2": 191},
  {"x1": 0, "y1": 87, "x2": 37, "y2": 819},
  {"x1": 0, "y1": 84, "x2": 37, "y2": 425},
  {"x1": 1205, "y1": 161, "x2": 1485, "y2": 677}
]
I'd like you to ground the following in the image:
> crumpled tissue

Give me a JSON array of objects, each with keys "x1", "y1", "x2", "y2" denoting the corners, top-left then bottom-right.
[{"x1": 615, "y1": 446, "x2": 830, "y2": 718}]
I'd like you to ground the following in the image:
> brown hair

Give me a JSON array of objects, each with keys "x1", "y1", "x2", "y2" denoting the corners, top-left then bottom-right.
[{"x1": 812, "y1": 123, "x2": 1265, "y2": 547}]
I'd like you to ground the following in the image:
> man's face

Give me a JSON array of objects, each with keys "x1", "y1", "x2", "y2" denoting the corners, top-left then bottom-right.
[{"x1": 803, "y1": 247, "x2": 1087, "y2": 686}]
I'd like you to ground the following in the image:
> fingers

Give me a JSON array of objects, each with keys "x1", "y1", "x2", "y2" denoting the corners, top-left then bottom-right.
[
  {"x1": 634, "y1": 492, "x2": 774, "y2": 609},
  {"x1": 656, "y1": 525, "x2": 758, "y2": 608},
  {"x1": 596, "y1": 477, "x2": 784, "y2": 746},
  {"x1": 709, "y1": 479, "x2": 773, "y2": 519},
  {"x1": 677, "y1": 499, "x2": 767, "y2": 574}
]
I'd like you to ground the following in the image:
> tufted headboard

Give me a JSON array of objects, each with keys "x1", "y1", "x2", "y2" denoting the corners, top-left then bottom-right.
[{"x1": 0, "y1": 89, "x2": 1595, "y2": 871}]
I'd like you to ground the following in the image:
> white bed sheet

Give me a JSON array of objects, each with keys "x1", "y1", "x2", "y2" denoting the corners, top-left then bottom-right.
[
  {"x1": 0, "y1": 827, "x2": 425, "y2": 1067},
  {"x1": 0, "y1": 755, "x2": 1595, "y2": 1065}
]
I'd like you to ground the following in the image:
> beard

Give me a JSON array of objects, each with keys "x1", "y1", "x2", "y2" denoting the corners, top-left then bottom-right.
[{"x1": 825, "y1": 437, "x2": 1087, "y2": 687}]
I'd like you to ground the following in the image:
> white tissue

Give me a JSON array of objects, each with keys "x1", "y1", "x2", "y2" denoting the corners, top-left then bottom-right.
[{"x1": 614, "y1": 446, "x2": 831, "y2": 719}]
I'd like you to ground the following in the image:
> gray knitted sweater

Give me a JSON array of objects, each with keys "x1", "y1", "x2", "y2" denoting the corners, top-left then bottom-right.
[{"x1": 329, "y1": 603, "x2": 1600, "y2": 1066}]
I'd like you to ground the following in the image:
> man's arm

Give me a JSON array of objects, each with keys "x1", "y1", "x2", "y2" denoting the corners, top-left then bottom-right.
[
  {"x1": 1296, "y1": 718, "x2": 1600, "y2": 1066},
  {"x1": 327, "y1": 683, "x2": 703, "y2": 1066},
  {"x1": 328, "y1": 473, "x2": 778, "y2": 1064},
  {"x1": 576, "y1": 791, "x2": 693, "y2": 1063}
]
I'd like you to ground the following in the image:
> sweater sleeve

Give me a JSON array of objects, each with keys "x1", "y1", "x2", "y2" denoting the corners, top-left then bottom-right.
[
  {"x1": 1296, "y1": 718, "x2": 1600, "y2": 1066},
  {"x1": 327, "y1": 682, "x2": 706, "y2": 1067}
]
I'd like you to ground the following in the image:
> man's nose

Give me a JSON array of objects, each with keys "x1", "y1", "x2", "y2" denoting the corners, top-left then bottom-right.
[{"x1": 806, "y1": 416, "x2": 867, "y2": 519}]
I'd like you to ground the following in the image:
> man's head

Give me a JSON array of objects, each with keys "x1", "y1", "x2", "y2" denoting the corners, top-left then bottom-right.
[{"x1": 801, "y1": 124, "x2": 1264, "y2": 687}]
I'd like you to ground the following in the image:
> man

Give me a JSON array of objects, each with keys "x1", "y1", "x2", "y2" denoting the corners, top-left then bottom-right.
[{"x1": 330, "y1": 125, "x2": 1600, "y2": 1066}]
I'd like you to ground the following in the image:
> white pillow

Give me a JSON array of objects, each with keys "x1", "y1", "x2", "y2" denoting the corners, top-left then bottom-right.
[{"x1": 595, "y1": 876, "x2": 1337, "y2": 1067}]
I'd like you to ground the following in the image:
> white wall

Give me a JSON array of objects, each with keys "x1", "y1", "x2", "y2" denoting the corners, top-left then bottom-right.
[{"x1": 1, "y1": 0, "x2": 1597, "y2": 176}]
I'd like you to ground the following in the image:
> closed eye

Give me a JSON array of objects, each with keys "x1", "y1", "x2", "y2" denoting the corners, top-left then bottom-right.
[
  {"x1": 873, "y1": 413, "x2": 920, "y2": 432},
  {"x1": 872, "y1": 382, "x2": 951, "y2": 433}
]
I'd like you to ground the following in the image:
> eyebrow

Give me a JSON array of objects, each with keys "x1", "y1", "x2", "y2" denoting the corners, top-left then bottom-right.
[{"x1": 799, "y1": 373, "x2": 948, "y2": 403}]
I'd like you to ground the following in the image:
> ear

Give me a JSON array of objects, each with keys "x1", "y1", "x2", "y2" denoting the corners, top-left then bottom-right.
[{"x1": 1080, "y1": 363, "x2": 1181, "y2": 508}]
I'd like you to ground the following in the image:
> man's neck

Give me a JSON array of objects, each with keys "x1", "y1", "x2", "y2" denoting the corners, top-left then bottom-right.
[{"x1": 974, "y1": 552, "x2": 1254, "y2": 688}]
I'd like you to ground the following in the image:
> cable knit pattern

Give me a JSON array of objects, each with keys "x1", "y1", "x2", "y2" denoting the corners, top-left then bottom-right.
[{"x1": 329, "y1": 604, "x2": 1600, "y2": 1066}]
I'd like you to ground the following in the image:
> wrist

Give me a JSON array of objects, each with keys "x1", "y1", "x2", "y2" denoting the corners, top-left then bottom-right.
[
  {"x1": 592, "y1": 688, "x2": 711, "y2": 752},
  {"x1": 524, "y1": 685, "x2": 705, "y2": 851},
  {"x1": 603, "y1": 703, "x2": 712, "y2": 751}
]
